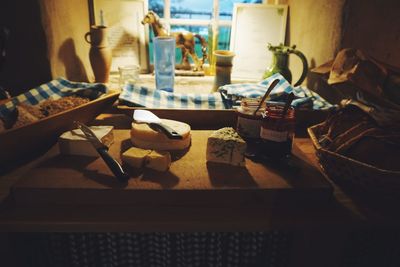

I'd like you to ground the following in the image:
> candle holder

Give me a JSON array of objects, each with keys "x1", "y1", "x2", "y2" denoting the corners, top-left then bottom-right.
[{"x1": 212, "y1": 50, "x2": 235, "y2": 92}]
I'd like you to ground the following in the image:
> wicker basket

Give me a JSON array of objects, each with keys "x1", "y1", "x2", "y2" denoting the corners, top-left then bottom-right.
[{"x1": 308, "y1": 123, "x2": 400, "y2": 194}]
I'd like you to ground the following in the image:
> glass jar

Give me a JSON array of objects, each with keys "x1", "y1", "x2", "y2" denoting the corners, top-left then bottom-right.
[
  {"x1": 118, "y1": 65, "x2": 140, "y2": 89},
  {"x1": 236, "y1": 98, "x2": 265, "y2": 140},
  {"x1": 260, "y1": 105, "x2": 295, "y2": 159}
]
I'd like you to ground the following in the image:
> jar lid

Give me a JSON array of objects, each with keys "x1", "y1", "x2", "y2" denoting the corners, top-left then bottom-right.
[
  {"x1": 241, "y1": 98, "x2": 266, "y2": 108},
  {"x1": 262, "y1": 104, "x2": 295, "y2": 119},
  {"x1": 238, "y1": 98, "x2": 266, "y2": 116}
]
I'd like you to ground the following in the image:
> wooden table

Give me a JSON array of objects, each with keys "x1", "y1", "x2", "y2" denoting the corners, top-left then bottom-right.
[
  {"x1": 1, "y1": 113, "x2": 399, "y2": 267},
  {"x1": 0, "y1": 113, "x2": 363, "y2": 232}
]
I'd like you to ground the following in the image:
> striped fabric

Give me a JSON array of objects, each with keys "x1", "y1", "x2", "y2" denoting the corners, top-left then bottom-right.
[
  {"x1": 0, "y1": 78, "x2": 108, "y2": 118},
  {"x1": 119, "y1": 84, "x2": 226, "y2": 109},
  {"x1": 119, "y1": 73, "x2": 334, "y2": 111},
  {"x1": 13, "y1": 231, "x2": 293, "y2": 267}
]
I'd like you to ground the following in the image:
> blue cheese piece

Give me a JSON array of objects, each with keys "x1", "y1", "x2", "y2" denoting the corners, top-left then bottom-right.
[
  {"x1": 206, "y1": 127, "x2": 247, "y2": 166},
  {"x1": 59, "y1": 126, "x2": 114, "y2": 157}
]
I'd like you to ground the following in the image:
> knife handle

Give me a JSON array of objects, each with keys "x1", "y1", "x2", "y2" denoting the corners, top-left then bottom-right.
[
  {"x1": 149, "y1": 122, "x2": 183, "y2": 139},
  {"x1": 97, "y1": 148, "x2": 129, "y2": 182}
]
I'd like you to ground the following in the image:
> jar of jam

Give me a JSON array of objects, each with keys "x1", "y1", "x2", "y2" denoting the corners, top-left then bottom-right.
[
  {"x1": 260, "y1": 105, "x2": 295, "y2": 159},
  {"x1": 236, "y1": 98, "x2": 266, "y2": 141}
]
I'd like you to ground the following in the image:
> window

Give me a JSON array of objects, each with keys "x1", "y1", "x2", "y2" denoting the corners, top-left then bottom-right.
[{"x1": 147, "y1": 0, "x2": 263, "y2": 64}]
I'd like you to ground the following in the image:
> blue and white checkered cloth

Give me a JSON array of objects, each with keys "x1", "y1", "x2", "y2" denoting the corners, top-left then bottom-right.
[
  {"x1": 219, "y1": 73, "x2": 334, "y2": 110},
  {"x1": 119, "y1": 84, "x2": 226, "y2": 109},
  {"x1": 0, "y1": 77, "x2": 108, "y2": 118},
  {"x1": 119, "y1": 73, "x2": 334, "y2": 110}
]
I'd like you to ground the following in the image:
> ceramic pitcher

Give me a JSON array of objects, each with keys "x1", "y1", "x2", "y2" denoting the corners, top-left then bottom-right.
[
  {"x1": 85, "y1": 25, "x2": 112, "y2": 83},
  {"x1": 263, "y1": 44, "x2": 308, "y2": 87}
]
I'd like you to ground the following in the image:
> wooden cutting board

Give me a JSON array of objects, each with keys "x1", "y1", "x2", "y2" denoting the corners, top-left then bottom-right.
[{"x1": 11, "y1": 130, "x2": 332, "y2": 207}]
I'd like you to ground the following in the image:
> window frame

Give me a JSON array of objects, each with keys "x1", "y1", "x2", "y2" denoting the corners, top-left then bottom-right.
[{"x1": 157, "y1": 0, "x2": 267, "y2": 40}]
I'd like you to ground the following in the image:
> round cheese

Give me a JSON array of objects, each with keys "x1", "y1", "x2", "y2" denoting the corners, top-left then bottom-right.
[{"x1": 131, "y1": 119, "x2": 191, "y2": 151}]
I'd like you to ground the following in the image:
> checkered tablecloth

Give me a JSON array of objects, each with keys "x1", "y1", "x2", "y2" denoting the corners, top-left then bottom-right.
[
  {"x1": 119, "y1": 84, "x2": 226, "y2": 109},
  {"x1": 220, "y1": 73, "x2": 335, "y2": 110},
  {"x1": 0, "y1": 77, "x2": 108, "y2": 118},
  {"x1": 119, "y1": 73, "x2": 334, "y2": 110}
]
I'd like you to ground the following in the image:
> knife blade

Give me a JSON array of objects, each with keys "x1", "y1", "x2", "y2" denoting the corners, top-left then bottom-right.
[{"x1": 74, "y1": 121, "x2": 129, "y2": 182}]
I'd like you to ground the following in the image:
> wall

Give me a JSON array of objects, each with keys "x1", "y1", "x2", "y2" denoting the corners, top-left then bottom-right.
[
  {"x1": 2, "y1": 0, "x2": 400, "y2": 95},
  {"x1": 0, "y1": 0, "x2": 93, "y2": 96},
  {"x1": 0, "y1": 0, "x2": 52, "y2": 96},
  {"x1": 38, "y1": 0, "x2": 93, "y2": 83},
  {"x1": 341, "y1": 0, "x2": 400, "y2": 67},
  {"x1": 286, "y1": 0, "x2": 345, "y2": 86},
  {"x1": 287, "y1": 0, "x2": 400, "y2": 88}
]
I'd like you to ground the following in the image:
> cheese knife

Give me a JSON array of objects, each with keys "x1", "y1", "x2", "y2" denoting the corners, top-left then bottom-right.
[
  {"x1": 133, "y1": 109, "x2": 182, "y2": 139},
  {"x1": 74, "y1": 121, "x2": 129, "y2": 182}
]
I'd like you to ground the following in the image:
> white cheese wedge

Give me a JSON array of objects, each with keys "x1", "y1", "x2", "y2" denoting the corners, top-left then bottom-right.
[
  {"x1": 122, "y1": 147, "x2": 152, "y2": 168},
  {"x1": 58, "y1": 126, "x2": 114, "y2": 157},
  {"x1": 206, "y1": 127, "x2": 247, "y2": 166},
  {"x1": 145, "y1": 150, "x2": 172, "y2": 172},
  {"x1": 131, "y1": 119, "x2": 191, "y2": 151}
]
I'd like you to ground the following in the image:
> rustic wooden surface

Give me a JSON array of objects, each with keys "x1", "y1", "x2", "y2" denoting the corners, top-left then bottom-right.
[
  {"x1": 108, "y1": 74, "x2": 258, "y2": 94},
  {"x1": 117, "y1": 107, "x2": 329, "y2": 130},
  {"x1": 0, "y1": 91, "x2": 120, "y2": 173},
  {"x1": 11, "y1": 130, "x2": 332, "y2": 207},
  {"x1": 1, "y1": 113, "x2": 398, "y2": 233},
  {"x1": 0, "y1": 137, "x2": 366, "y2": 232},
  {"x1": 117, "y1": 107, "x2": 237, "y2": 129}
]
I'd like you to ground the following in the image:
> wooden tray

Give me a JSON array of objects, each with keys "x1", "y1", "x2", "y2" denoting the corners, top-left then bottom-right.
[
  {"x1": 11, "y1": 129, "x2": 333, "y2": 207},
  {"x1": 117, "y1": 105, "x2": 329, "y2": 130},
  {"x1": 0, "y1": 91, "x2": 120, "y2": 173}
]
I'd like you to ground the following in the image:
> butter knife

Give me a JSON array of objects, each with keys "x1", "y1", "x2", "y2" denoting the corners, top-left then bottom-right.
[
  {"x1": 74, "y1": 121, "x2": 129, "y2": 182},
  {"x1": 133, "y1": 110, "x2": 182, "y2": 139}
]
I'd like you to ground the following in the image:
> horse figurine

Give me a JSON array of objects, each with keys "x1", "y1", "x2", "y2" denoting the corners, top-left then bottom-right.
[{"x1": 141, "y1": 11, "x2": 207, "y2": 72}]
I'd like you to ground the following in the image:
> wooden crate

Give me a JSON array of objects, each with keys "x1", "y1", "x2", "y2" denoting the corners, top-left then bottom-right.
[{"x1": 0, "y1": 91, "x2": 120, "y2": 173}]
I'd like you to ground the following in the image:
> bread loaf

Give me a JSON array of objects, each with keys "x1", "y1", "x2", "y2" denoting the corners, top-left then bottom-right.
[
  {"x1": 319, "y1": 105, "x2": 400, "y2": 171},
  {"x1": 0, "y1": 96, "x2": 90, "y2": 132},
  {"x1": 12, "y1": 104, "x2": 41, "y2": 129},
  {"x1": 346, "y1": 133, "x2": 400, "y2": 171},
  {"x1": 40, "y1": 96, "x2": 90, "y2": 116}
]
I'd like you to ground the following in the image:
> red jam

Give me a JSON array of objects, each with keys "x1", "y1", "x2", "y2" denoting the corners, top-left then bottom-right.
[{"x1": 260, "y1": 105, "x2": 295, "y2": 159}]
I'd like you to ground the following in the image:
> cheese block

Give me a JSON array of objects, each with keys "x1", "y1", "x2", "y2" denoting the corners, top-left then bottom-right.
[
  {"x1": 121, "y1": 147, "x2": 152, "y2": 168},
  {"x1": 59, "y1": 126, "x2": 114, "y2": 157},
  {"x1": 122, "y1": 147, "x2": 171, "y2": 172},
  {"x1": 131, "y1": 119, "x2": 191, "y2": 151},
  {"x1": 145, "y1": 150, "x2": 172, "y2": 172},
  {"x1": 206, "y1": 127, "x2": 247, "y2": 166}
]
